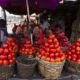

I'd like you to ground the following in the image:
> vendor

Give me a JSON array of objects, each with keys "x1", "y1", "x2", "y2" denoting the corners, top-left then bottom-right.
[{"x1": 33, "y1": 25, "x2": 45, "y2": 48}]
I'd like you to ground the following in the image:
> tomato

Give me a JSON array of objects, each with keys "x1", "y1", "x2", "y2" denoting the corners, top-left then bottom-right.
[
  {"x1": 12, "y1": 57, "x2": 16, "y2": 62},
  {"x1": 50, "y1": 53, "x2": 55, "y2": 58},
  {"x1": 49, "y1": 44, "x2": 54, "y2": 48},
  {"x1": 53, "y1": 38, "x2": 58, "y2": 43},
  {"x1": 76, "y1": 51, "x2": 80, "y2": 56},
  {"x1": 54, "y1": 58, "x2": 61, "y2": 62},
  {"x1": 45, "y1": 48, "x2": 49, "y2": 52},
  {"x1": 60, "y1": 55, "x2": 65, "y2": 61},
  {"x1": 9, "y1": 59, "x2": 13, "y2": 64},
  {"x1": 3, "y1": 43, "x2": 9, "y2": 48},
  {"x1": 77, "y1": 38, "x2": 80, "y2": 42},
  {"x1": 71, "y1": 57, "x2": 76, "y2": 62},
  {"x1": 59, "y1": 52, "x2": 64, "y2": 57},
  {"x1": 67, "y1": 55, "x2": 72, "y2": 60},
  {"x1": 0, "y1": 55, "x2": 7, "y2": 60},
  {"x1": 68, "y1": 52, "x2": 72, "y2": 55},
  {"x1": 45, "y1": 52, "x2": 49, "y2": 57},
  {"x1": 55, "y1": 52, "x2": 59, "y2": 58},
  {"x1": 72, "y1": 54, "x2": 77, "y2": 59},
  {"x1": 50, "y1": 49, "x2": 56, "y2": 53},
  {"x1": 0, "y1": 60, "x2": 3, "y2": 65},
  {"x1": 76, "y1": 47, "x2": 80, "y2": 51},
  {"x1": 8, "y1": 54, "x2": 12, "y2": 60},
  {"x1": 48, "y1": 39, "x2": 53, "y2": 44},
  {"x1": 44, "y1": 43, "x2": 49, "y2": 47},
  {"x1": 4, "y1": 49, "x2": 9, "y2": 55},
  {"x1": 45, "y1": 57, "x2": 50, "y2": 62},
  {"x1": 0, "y1": 48, "x2": 4, "y2": 54},
  {"x1": 71, "y1": 49, "x2": 75, "y2": 53},
  {"x1": 3, "y1": 60, "x2": 9, "y2": 65},
  {"x1": 49, "y1": 34, "x2": 55, "y2": 39},
  {"x1": 75, "y1": 42, "x2": 80, "y2": 46},
  {"x1": 50, "y1": 58, "x2": 55, "y2": 62},
  {"x1": 54, "y1": 42, "x2": 59, "y2": 48}
]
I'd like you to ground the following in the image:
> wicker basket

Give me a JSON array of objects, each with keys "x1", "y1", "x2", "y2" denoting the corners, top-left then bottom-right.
[
  {"x1": 37, "y1": 57, "x2": 65, "y2": 79},
  {"x1": 16, "y1": 56, "x2": 37, "y2": 78},
  {"x1": 65, "y1": 59, "x2": 80, "y2": 74},
  {"x1": 0, "y1": 63, "x2": 15, "y2": 80}
]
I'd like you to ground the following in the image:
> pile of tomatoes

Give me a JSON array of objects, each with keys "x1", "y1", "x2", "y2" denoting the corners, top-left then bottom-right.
[
  {"x1": 66, "y1": 38, "x2": 80, "y2": 63},
  {"x1": 36, "y1": 34, "x2": 65, "y2": 62},
  {"x1": 19, "y1": 39, "x2": 35, "y2": 55}
]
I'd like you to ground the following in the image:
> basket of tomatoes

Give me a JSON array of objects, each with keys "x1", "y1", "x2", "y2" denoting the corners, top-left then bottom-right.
[
  {"x1": 66, "y1": 38, "x2": 80, "y2": 74},
  {"x1": 0, "y1": 42, "x2": 16, "y2": 80},
  {"x1": 36, "y1": 34, "x2": 65, "y2": 79},
  {"x1": 16, "y1": 39, "x2": 37, "y2": 78}
]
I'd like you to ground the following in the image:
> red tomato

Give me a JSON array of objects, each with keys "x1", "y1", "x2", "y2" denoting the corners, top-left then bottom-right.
[
  {"x1": 9, "y1": 59, "x2": 13, "y2": 64},
  {"x1": 72, "y1": 57, "x2": 77, "y2": 62},
  {"x1": 0, "y1": 55, "x2": 7, "y2": 60},
  {"x1": 60, "y1": 55, "x2": 65, "y2": 61},
  {"x1": 54, "y1": 58, "x2": 61, "y2": 62},
  {"x1": 48, "y1": 39, "x2": 53, "y2": 44},
  {"x1": 50, "y1": 58, "x2": 55, "y2": 62},
  {"x1": 0, "y1": 60, "x2": 3, "y2": 65},
  {"x1": 49, "y1": 34, "x2": 55, "y2": 39},
  {"x1": 50, "y1": 53, "x2": 55, "y2": 58},
  {"x1": 44, "y1": 43, "x2": 49, "y2": 47},
  {"x1": 67, "y1": 55, "x2": 72, "y2": 60},
  {"x1": 4, "y1": 49, "x2": 9, "y2": 55},
  {"x1": 75, "y1": 42, "x2": 80, "y2": 46},
  {"x1": 8, "y1": 54, "x2": 12, "y2": 60},
  {"x1": 12, "y1": 57, "x2": 16, "y2": 62},
  {"x1": 0, "y1": 48, "x2": 4, "y2": 54},
  {"x1": 50, "y1": 49, "x2": 56, "y2": 53},
  {"x1": 76, "y1": 59, "x2": 80, "y2": 63},
  {"x1": 49, "y1": 44, "x2": 54, "y2": 48},
  {"x1": 45, "y1": 48, "x2": 49, "y2": 52},
  {"x1": 72, "y1": 54, "x2": 77, "y2": 59},
  {"x1": 68, "y1": 52, "x2": 72, "y2": 55},
  {"x1": 3, "y1": 43, "x2": 9, "y2": 48},
  {"x1": 76, "y1": 51, "x2": 80, "y2": 56},
  {"x1": 55, "y1": 52, "x2": 59, "y2": 58},
  {"x1": 45, "y1": 57, "x2": 50, "y2": 62},
  {"x1": 3, "y1": 60, "x2": 9, "y2": 65},
  {"x1": 77, "y1": 38, "x2": 80, "y2": 42},
  {"x1": 71, "y1": 49, "x2": 75, "y2": 53},
  {"x1": 45, "y1": 52, "x2": 50, "y2": 57},
  {"x1": 76, "y1": 47, "x2": 80, "y2": 51}
]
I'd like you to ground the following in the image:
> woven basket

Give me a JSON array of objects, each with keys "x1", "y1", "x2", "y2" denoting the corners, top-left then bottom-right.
[
  {"x1": 37, "y1": 57, "x2": 65, "y2": 79},
  {"x1": 65, "y1": 59, "x2": 80, "y2": 74},
  {"x1": 16, "y1": 56, "x2": 37, "y2": 78},
  {"x1": 0, "y1": 63, "x2": 15, "y2": 80}
]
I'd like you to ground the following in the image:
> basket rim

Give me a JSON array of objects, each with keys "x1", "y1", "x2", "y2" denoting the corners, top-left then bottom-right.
[{"x1": 36, "y1": 57, "x2": 65, "y2": 64}]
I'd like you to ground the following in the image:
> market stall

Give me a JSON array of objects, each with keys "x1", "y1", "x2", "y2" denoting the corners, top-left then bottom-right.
[{"x1": 0, "y1": 0, "x2": 80, "y2": 80}]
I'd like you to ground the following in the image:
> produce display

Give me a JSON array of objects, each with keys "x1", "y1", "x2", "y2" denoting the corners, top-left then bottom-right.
[
  {"x1": 19, "y1": 39, "x2": 35, "y2": 55},
  {"x1": 36, "y1": 34, "x2": 65, "y2": 62},
  {"x1": 52, "y1": 28, "x2": 71, "y2": 47},
  {"x1": 0, "y1": 44, "x2": 16, "y2": 65},
  {"x1": 7, "y1": 37, "x2": 18, "y2": 53},
  {"x1": 66, "y1": 38, "x2": 80, "y2": 63}
]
